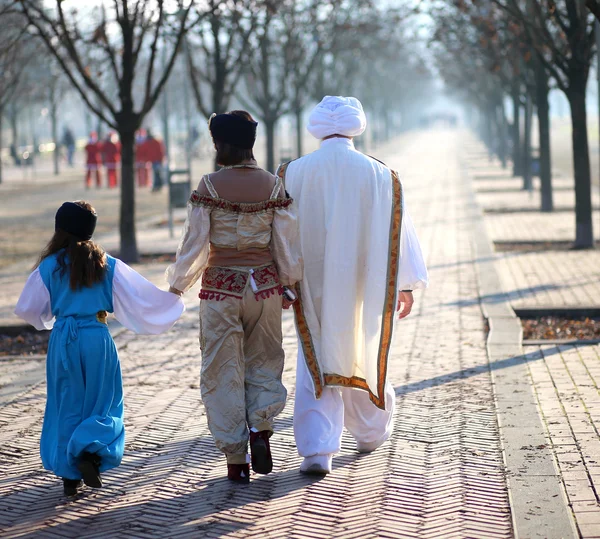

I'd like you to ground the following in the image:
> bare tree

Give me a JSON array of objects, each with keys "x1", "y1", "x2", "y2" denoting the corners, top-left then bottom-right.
[
  {"x1": 433, "y1": 1, "x2": 556, "y2": 210},
  {"x1": 0, "y1": 7, "x2": 33, "y2": 183},
  {"x1": 46, "y1": 65, "x2": 72, "y2": 176},
  {"x1": 187, "y1": 0, "x2": 256, "y2": 118},
  {"x1": 282, "y1": 0, "x2": 334, "y2": 158},
  {"x1": 186, "y1": 0, "x2": 257, "y2": 169},
  {"x1": 355, "y1": 5, "x2": 434, "y2": 139},
  {"x1": 240, "y1": 0, "x2": 380, "y2": 167},
  {"x1": 491, "y1": 0, "x2": 596, "y2": 247},
  {"x1": 17, "y1": 0, "x2": 197, "y2": 261},
  {"x1": 240, "y1": 1, "x2": 292, "y2": 172}
]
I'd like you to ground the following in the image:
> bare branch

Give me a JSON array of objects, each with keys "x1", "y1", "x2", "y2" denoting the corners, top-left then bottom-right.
[
  {"x1": 17, "y1": 1, "x2": 117, "y2": 127},
  {"x1": 141, "y1": 1, "x2": 193, "y2": 117},
  {"x1": 143, "y1": 0, "x2": 164, "y2": 105}
]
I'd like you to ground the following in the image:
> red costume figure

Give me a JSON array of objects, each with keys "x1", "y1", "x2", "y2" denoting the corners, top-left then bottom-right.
[
  {"x1": 85, "y1": 133, "x2": 103, "y2": 188},
  {"x1": 135, "y1": 129, "x2": 150, "y2": 187},
  {"x1": 102, "y1": 133, "x2": 121, "y2": 188},
  {"x1": 142, "y1": 132, "x2": 166, "y2": 191}
]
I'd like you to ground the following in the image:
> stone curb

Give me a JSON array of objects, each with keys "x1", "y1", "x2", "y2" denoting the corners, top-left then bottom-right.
[{"x1": 462, "y1": 155, "x2": 578, "y2": 539}]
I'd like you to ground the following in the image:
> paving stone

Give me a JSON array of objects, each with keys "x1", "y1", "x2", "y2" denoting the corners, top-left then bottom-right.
[{"x1": 1, "y1": 130, "x2": 574, "y2": 538}]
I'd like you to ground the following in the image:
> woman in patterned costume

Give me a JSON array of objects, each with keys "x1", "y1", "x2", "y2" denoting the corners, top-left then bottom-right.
[{"x1": 166, "y1": 111, "x2": 302, "y2": 483}]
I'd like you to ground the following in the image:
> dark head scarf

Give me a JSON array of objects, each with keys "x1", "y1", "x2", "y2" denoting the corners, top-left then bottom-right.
[
  {"x1": 209, "y1": 113, "x2": 258, "y2": 150},
  {"x1": 55, "y1": 202, "x2": 97, "y2": 241}
]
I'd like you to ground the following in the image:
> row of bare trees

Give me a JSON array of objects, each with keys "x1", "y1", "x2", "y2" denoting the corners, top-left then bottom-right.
[
  {"x1": 185, "y1": 0, "x2": 431, "y2": 171},
  {"x1": 431, "y1": 0, "x2": 598, "y2": 249},
  {"x1": 2, "y1": 0, "x2": 434, "y2": 261}
]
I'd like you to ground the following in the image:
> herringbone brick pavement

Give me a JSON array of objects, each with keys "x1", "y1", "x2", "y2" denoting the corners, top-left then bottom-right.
[
  {"x1": 0, "y1": 130, "x2": 514, "y2": 538},
  {"x1": 465, "y1": 137, "x2": 600, "y2": 538}
]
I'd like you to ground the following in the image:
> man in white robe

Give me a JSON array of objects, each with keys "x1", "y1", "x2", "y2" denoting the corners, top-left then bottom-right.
[{"x1": 277, "y1": 96, "x2": 428, "y2": 474}]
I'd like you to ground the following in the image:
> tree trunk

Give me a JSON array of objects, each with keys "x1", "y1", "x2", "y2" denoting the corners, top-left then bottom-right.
[
  {"x1": 96, "y1": 108, "x2": 104, "y2": 140},
  {"x1": 85, "y1": 108, "x2": 93, "y2": 136},
  {"x1": 522, "y1": 93, "x2": 533, "y2": 191},
  {"x1": 568, "y1": 83, "x2": 594, "y2": 248},
  {"x1": 477, "y1": 110, "x2": 486, "y2": 146},
  {"x1": 295, "y1": 106, "x2": 303, "y2": 159},
  {"x1": 10, "y1": 110, "x2": 18, "y2": 150},
  {"x1": 511, "y1": 88, "x2": 522, "y2": 177},
  {"x1": 118, "y1": 129, "x2": 139, "y2": 262},
  {"x1": 265, "y1": 118, "x2": 276, "y2": 172},
  {"x1": 485, "y1": 107, "x2": 494, "y2": 160},
  {"x1": 534, "y1": 57, "x2": 552, "y2": 212},
  {"x1": 496, "y1": 103, "x2": 508, "y2": 169},
  {"x1": 50, "y1": 98, "x2": 59, "y2": 176},
  {"x1": 0, "y1": 110, "x2": 3, "y2": 184}
]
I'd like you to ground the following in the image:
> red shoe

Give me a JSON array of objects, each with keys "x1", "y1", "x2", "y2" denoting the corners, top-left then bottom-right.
[
  {"x1": 227, "y1": 463, "x2": 250, "y2": 484},
  {"x1": 250, "y1": 430, "x2": 273, "y2": 474}
]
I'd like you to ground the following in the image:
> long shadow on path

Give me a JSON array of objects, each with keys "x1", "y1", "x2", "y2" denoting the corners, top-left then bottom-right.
[
  {"x1": 393, "y1": 344, "x2": 586, "y2": 397},
  {"x1": 4, "y1": 451, "x2": 362, "y2": 538}
]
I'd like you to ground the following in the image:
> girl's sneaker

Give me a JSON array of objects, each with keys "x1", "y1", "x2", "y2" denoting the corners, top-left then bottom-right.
[
  {"x1": 227, "y1": 463, "x2": 250, "y2": 484},
  {"x1": 77, "y1": 452, "x2": 102, "y2": 488},
  {"x1": 63, "y1": 478, "x2": 83, "y2": 497}
]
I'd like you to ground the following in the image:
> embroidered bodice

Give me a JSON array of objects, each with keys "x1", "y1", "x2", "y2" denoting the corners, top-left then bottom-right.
[
  {"x1": 192, "y1": 174, "x2": 292, "y2": 251},
  {"x1": 166, "y1": 170, "x2": 303, "y2": 293}
]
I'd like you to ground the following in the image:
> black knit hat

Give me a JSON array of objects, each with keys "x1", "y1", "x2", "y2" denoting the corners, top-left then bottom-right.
[
  {"x1": 208, "y1": 113, "x2": 258, "y2": 150},
  {"x1": 55, "y1": 202, "x2": 97, "y2": 241}
]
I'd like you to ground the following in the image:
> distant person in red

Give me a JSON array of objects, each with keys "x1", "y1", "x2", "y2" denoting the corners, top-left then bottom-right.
[
  {"x1": 85, "y1": 133, "x2": 102, "y2": 189},
  {"x1": 143, "y1": 131, "x2": 166, "y2": 192},
  {"x1": 135, "y1": 129, "x2": 149, "y2": 187},
  {"x1": 102, "y1": 133, "x2": 121, "y2": 188}
]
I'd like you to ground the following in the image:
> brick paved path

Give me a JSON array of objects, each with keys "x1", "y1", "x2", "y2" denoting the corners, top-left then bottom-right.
[
  {"x1": 465, "y1": 136, "x2": 600, "y2": 538},
  {"x1": 468, "y1": 143, "x2": 600, "y2": 309},
  {"x1": 526, "y1": 344, "x2": 600, "y2": 537},
  {"x1": 1, "y1": 131, "x2": 520, "y2": 537}
]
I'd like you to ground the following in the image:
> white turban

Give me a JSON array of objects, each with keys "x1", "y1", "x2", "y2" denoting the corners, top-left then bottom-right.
[{"x1": 307, "y1": 96, "x2": 367, "y2": 140}]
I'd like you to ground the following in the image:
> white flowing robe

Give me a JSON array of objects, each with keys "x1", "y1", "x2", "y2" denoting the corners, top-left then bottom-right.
[
  {"x1": 279, "y1": 138, "x2": 428, "y2": 409},
  {"x1": 16, "y1": 259, "x2": 185, "y2": 334}
]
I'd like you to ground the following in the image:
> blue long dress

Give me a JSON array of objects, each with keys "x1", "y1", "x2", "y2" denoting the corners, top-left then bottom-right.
[{"x1": 38, "y1": 253, "x2": 124, "y2": 480}]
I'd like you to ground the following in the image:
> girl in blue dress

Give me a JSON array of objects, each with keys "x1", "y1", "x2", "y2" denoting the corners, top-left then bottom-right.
[{"x1": 15, "y1": 201, "x2": 184, "y2": 496}]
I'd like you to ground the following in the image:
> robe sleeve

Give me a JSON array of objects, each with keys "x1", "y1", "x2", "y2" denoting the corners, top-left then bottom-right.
[
  {"x1": 113, "y1": 259, "x2": 185, "y2": 334},
  {"x1": 165, "y1": 203, "x2": 211, "y2": 293},
  {"x1": 271, "y1": 201, "x2": 303, "y2": 287},
  {"x1": 14, "y1": 268, "x2": 55, "y2": 330},
  {"x1": 397, "y1": 203, "x2": 428, "y2": 292}
]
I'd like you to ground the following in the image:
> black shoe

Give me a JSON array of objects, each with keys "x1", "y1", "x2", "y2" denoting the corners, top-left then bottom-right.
[
  {"x1": 63, "y1": 478, "x2": 83, "y2": 497},
  {"x1": 227, "y1": 463, "x2": 250, "y2": 484},
  {"x1": 77, "y1": 452, "x2": 102, "y2": 488},
  {"x1": 250, "y1": 430, "x2": 273, "y2": 474}
]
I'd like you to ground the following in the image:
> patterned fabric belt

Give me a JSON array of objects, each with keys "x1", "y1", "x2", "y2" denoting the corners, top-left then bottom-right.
[{"x1": 200, "y1": 264, "x2": 282, "y2": 301}]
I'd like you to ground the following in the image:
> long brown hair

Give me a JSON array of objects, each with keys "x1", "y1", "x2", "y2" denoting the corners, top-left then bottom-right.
[{"x1": 36, "y1": 201, "x2": 107, "y2": 290}]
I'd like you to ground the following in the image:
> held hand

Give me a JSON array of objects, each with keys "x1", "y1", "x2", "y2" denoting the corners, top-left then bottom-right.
[
  {"x1": 396, "y1": 291, "x2": 414, "y2": 319},
  {"x1": 169, "y1": 286, "x2": 184, "y2": 296},
  {"x1": 282, "y1": 285, "x2": 297, "y2": 310},
  {"x1": 282, "y1": 297, "x2": 295, "y2": 310}
]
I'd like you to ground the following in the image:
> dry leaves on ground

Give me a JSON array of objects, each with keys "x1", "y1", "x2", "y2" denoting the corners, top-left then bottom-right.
[
  {"x1": 522, "y1": 316, "x2": 600, "y2": 341},
  {"x1": 0, "y1": 330, "x2": 49, "y2": 357}
]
